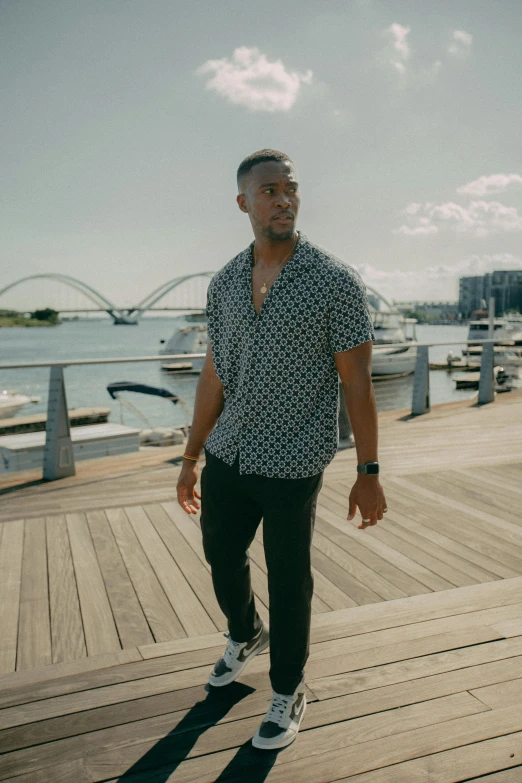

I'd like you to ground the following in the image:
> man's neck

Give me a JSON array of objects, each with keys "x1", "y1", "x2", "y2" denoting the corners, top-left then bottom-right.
[{"x1": 253, "y1": 231, "x2": 298, "y2": 267}]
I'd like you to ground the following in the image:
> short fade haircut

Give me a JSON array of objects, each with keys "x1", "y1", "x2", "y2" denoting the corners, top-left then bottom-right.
[{"x1": 237, "y1": 149, "x2": 293, "y2": 192}]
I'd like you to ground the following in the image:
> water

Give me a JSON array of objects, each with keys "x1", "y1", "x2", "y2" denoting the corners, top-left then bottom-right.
[{"x1": 0, "y1": 320, "x2": 511, "y2": 431}]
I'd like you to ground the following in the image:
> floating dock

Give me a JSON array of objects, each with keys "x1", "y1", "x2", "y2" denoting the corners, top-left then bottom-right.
[{"x1": 0, "y1": 407, "x2": 110, "y2": 436}]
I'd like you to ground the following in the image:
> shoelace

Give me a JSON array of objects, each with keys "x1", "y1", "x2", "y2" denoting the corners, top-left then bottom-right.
[
  {"x1": 222, "y1": 632, "x2": 243, "y2": 666},
  {"x1": 265, "y1": 693, "x2": 293, "y2": 727}
]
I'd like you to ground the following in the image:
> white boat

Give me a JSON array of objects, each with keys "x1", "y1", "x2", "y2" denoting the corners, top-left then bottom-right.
[
  {"x1": 366, "y1": 286, "x2": 418, "y2": 378},
  {"x1": 465, "y1": 316, "x2": 522, "y2": 348},
  {"x1": 0, "y1": 390, "x2": 41, "y2": 419},
  {"x1": 160, "y1": 313, "x2": 207, "y2": 374}
]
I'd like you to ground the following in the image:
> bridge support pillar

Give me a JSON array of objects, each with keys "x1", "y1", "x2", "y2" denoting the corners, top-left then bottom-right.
[{"x1": 43, "y1": 367, "x2": 76, "y2": 480}]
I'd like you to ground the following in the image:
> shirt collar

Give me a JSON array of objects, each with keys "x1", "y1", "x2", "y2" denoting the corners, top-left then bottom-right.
[{"x1": 240, "y1": 231, "x2": 314, "y2": 275}]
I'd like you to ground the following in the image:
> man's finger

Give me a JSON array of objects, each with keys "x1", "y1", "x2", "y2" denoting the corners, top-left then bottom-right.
[{"x1": 347, "y1": 497, "x2": 357, "y2": 520}]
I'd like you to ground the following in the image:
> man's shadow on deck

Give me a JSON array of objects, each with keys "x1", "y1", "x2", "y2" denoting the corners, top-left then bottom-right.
[{"x1": 117, "y1": 682, "x2": 281, "y2": 783}]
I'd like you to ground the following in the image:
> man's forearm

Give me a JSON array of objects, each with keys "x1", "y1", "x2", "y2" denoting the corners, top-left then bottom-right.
[
  {"x1": 342, "y1": 378, "x2": 378, "y2": 466},
  {"x1": 184, "y1": 369, "x2": 224, "y2": 457}
]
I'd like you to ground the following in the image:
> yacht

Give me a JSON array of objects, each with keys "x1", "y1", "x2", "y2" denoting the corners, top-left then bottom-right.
[
  {"x1": 159, "y1": 283, "x2": 418, "y2": 378},
  {"x1": 466, "y1": 315, "x2": 522, "y2": 346},
  {"x1": 0, "y1": 390, "x2": 41, "y2": 419},
  {"x1": 366, "y1": 286, "x2": 418, "y2": 378}
]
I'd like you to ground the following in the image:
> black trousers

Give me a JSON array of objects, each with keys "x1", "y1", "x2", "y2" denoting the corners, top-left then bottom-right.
[{"x1": 200, "y1": 447, "x2": 324, "y2": 695}]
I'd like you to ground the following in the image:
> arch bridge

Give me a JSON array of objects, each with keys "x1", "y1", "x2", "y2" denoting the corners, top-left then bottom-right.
[{"x1": 0, "y1": 272, "x2": 216, "y2": 324}]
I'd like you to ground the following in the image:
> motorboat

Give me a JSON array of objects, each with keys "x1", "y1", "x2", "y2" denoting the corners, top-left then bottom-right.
[
  {"x1": 465, "y1": 316, "x2": 522, "y2": 347},
  {"x1": 365, "y1": 286, "x2": 418, "y2": 378},
  {"x1": 106, "y1": 381, "x2": 189, "y2": 446},
  {"x1": 0, "y1": 390, "x2": 41, "y2": 419},
  {"x1": 158, "y1": 284, "x2": 418, "y2": 379},
  {"x1": 462, "y1": 313, "x2": 522, "y2": 368},
  {"x1": 159, "y1": 313, "x2": 207, "y2": 374}
]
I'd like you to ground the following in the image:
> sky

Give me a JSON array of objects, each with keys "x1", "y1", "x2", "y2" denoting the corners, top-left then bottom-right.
[{"x1": 1, "y1": 0, "x2": 521, "y2": 312}]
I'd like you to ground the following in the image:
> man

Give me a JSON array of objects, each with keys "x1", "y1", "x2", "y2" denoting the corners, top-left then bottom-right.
[{"x1": 176, "y1": 149, "x2": 387, "y2": 750}]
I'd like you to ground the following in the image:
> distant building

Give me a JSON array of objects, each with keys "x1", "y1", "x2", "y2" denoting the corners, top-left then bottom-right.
[{"x1": 459, "y1": 270, "x2": 522, "y2": 318}]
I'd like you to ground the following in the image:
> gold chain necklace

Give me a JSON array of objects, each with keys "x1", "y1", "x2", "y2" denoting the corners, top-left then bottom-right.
[{"x1": 253, "y1": 236, "x2": 298, "y2": 293}]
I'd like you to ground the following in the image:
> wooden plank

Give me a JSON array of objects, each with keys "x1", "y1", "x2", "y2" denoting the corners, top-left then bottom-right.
[
  {"x1": 2, "y1": 635, "x2": 521, "y2": 734},
  {"x1": 311, "y1": 547, "x2": 385, "y2": 605},
  {"x1": 463, "y1": 768, "x2": 522, "y2": 782},
  {"x1": 3, "y1": 602, "x2": 521, "y2": 711},
  {"x1": 88, "y1": 704, "x2": 522, "y2": 783},
  {"x1": 139, "y1": 631, "x2": 225, "y2": 660},
  {"x1": 316, "y1": 516, "x2": 430, "y2": 597},
  {"x1": 105, "y1": 507, "x2": 186, "y2": 642},
  {"x1": 316, "y1": 504, "x2": 454, "y2": 592},
  {"x1": 390, "y1": 475, "x2": 522, "y2": 545},
  {"x1": 16, "y1": 518, "x2": 52, "y2": 671},
  {"x1": 374, "y1": 495, "x2": 502, "y2": 583},
  {"x1": 2, "y1": 641, "x2": 522, "y2": 773},
  {"x1": 0, "y1": 647, "x2": 141, "y2": 697},
  {"x1": 470, "y1": 677, "x2": 522, "y2": 710},
  {"x1": 66, "y1": 512, "x2": 121, "y2": 657},
  {"x1": 312, "y1": 528, "x2": 406, "y2": 601},
  {"x1": 46, "y1": 515, "x2": 86, "y2": 665},
  {"x1": 124, "y1": 505, "x2": 216, "y2": 637},
  {"x1": 309, "y1": 576, "x2": 522, "y2": 643},
  {"x1": 339, "y1": 733, "x2": 522, "y2": 782},
  {"x1": 0, "y1": 520, "x2": 24, "y2": 674},
  {"x1": 428, "y1": 469, "x2": 522, "y2": 524},
  {"x1": 0, "y1": 758, "x2": 90, "y2": 783},
  {"x1": 86, "y1": 510, "x2": 154, "y2": 648},
  {"x1": 80, "y1": 692, "x2": 485, "y2": 783},
  {"x1": 382, "y1": 483, "x2": 519, "y2": 579},
  {"x1": 142, "y1": 504, "x2": 226, "y2": 631},
  {"x1": 0, "y1": 683, "x2": 313, "y2": 774},
  {"x1": 305, "y1": 625, "x2": 503, "y2": 682},
  {"x1": 489, "y1": 618, "x2": 522, "y2": 638},
  {"x1": 309, "y1": 636, "x2": 522, "y2": 701}
]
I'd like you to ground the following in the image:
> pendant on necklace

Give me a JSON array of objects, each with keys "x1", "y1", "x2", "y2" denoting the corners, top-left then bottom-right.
[{"x1": 260, "y1": 285, "x2": 267, "y2": 293}]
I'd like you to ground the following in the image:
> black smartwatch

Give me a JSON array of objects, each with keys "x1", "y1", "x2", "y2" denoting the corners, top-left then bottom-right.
[{"x1": 357, "y1": 462, "x2": 380, "y2": 475}]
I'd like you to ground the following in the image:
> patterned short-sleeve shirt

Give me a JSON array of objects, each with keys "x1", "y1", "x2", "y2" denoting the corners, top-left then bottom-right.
[{"x1": 204, "y1": 232, "x2": 375, "y2": 478}]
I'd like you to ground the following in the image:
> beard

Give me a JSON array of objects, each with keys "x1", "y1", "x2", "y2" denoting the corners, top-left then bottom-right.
[{"x1": 261, "y1": 222, "x2": 296, "y2": 241}]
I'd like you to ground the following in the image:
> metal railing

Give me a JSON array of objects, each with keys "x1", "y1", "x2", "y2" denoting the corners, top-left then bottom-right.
[{"x1": 0, "y1": 339, "x2": 517, "y2": 480}]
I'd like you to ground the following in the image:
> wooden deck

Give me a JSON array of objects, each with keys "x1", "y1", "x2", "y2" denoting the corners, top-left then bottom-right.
[{"x1": 0, "y1": 390, "x2": 521, "y2": 781}]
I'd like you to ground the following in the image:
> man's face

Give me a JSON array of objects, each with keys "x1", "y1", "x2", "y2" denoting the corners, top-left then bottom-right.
[{"x1": 237, "y1": 160, "x2": 300, "y2": 241}]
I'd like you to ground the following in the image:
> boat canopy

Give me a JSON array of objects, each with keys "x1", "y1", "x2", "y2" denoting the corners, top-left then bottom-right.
[{"x1": 107, "y1": 382, "x2": 179, "y2": 405}]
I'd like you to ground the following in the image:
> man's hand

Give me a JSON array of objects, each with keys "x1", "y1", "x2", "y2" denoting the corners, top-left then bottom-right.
[
  {"x1": 177, "y1": 461, "x2": 201, "y2": 515},
  {"x1": 347, "y1": 475, "x2": 387, "y2": 529}
]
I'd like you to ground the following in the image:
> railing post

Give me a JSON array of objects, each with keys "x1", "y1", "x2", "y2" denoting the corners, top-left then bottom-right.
[
  {"x1": 43, "y1": 366, "x2": 76, "y2": 480},
  {"x1": 411, "y1": 345, "x2": 430, "y2": 415},
  {"x1": 478, "y1": 341, "x2": 495, "y2": 405}
]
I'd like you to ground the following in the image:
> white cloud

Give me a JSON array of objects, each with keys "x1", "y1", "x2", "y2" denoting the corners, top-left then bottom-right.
[
  {"x1": 457, "y1": 174, "x2": 522, "y2": 196},
  {"x1": 385, "y1": 23, "x2": 411, "y2": 74},
  {"x1": 355, "y1": 254, "x2": 522, "y2": 301},
  {"x1": 448, "y1": 29, "x2": 473, "y2": 57},
  {"x1": 395, "y1": 200, "x2": 522, "y2": 237},
  {"x1": 197, "y1": 47, "x2": 313, "y2": 112}
]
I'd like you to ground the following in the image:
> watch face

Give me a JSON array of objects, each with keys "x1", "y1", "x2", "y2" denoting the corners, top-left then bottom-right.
[{"x1": 366, "y1": 463, "x2": 379, "y2": 474}]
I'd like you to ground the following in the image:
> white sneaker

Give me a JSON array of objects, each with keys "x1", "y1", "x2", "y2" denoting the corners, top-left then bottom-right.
[
  {"x1": 252, "y1": 678, "x2": 306, "y2": 750},
  {"x1": 208, "y1": 622, "x2": 270, "y2": 687}
]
